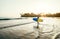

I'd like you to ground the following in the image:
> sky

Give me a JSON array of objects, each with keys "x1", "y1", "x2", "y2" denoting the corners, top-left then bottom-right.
[{"x1": 0, "y1": 0, "x2": 60, "y2": 18}]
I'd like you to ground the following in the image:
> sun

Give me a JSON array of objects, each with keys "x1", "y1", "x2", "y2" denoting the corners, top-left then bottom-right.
[{"x1": 31, "y1": 2, "x2": 58, "y2": 14}]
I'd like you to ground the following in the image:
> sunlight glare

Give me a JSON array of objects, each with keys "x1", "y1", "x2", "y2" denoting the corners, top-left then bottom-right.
[{"x1": 31, "y1": 2, "x2": 59, "y2": 14}]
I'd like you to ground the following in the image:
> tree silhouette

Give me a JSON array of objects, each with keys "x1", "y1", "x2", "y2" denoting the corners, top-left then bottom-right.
[{"x1": 21, "y1": 12, "x2": 60, "y2": 17}]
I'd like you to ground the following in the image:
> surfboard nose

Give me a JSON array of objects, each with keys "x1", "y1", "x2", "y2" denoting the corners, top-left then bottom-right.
[{"x1": 33, "y1": 18, "x2": 38, "y2": 21}]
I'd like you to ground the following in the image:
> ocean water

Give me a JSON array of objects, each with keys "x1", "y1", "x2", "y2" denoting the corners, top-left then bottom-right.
[{"x1": 0, "y1": 17, "x2": 60, "y2": 39}]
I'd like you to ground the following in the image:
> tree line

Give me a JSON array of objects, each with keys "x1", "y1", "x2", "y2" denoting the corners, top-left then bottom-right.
[{"x1": 21, "y1": 12, "x2": 60, "y2": 17}]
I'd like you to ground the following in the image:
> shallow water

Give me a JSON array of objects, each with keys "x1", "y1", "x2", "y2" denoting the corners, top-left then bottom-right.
[{"x1": 0, "y1": 17, "x2": 60, "y2": 39}]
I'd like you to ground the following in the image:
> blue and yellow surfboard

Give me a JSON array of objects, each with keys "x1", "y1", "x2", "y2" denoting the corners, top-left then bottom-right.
[{"x1": 33, "y1": 17, "x2": 43, "y2": 22}]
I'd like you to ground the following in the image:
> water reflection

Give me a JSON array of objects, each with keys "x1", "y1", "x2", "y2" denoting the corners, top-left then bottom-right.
[{"x1": 0, "y1": 17, "x2": 60, "y2": 39}]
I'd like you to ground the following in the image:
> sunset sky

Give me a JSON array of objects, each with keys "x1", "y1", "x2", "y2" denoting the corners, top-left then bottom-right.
[{"x1": 0, "y1": 0, "x2": 60, "y2": 18}]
